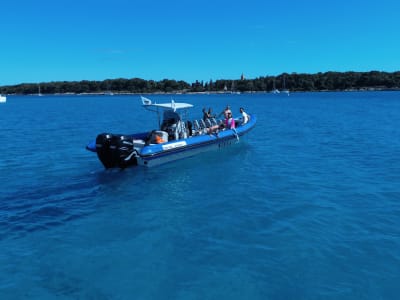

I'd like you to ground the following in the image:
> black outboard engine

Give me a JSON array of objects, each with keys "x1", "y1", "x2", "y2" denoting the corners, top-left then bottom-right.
[
  {"x1": 95, "y1": 133, "x2": 138, "y2": 169},
  {"x1": 117, "y1": 135, "x2": 138, "y2": 168}
]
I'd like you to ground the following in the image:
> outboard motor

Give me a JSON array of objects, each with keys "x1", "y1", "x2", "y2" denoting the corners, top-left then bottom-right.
[
  {"x1": 95, "y1": 133, "x2": 138, "y2": 169},
  {"x1": 96, "y1": 133, "x2": 114, "y2": 168},
  {"x1": 117, "y1": 135, "x2": 138, "y2": 168}
]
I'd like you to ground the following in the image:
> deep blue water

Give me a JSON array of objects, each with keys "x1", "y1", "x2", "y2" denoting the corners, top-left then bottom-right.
[{"x1": 0, "y1": 92, "x2": 399, "y2": 299}]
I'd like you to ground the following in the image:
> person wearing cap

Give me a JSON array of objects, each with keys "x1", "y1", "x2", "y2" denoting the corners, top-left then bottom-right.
[{"x1": 224, "y1": 111, "x2": 235, "y2": 129}]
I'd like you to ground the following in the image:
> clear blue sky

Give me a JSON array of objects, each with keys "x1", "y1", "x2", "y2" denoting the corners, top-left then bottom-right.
[{"x1": 1, "y1": 0, "x2": 399, "y2": 86}]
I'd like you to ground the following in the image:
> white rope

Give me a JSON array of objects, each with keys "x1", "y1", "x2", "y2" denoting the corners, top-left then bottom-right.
[{"x1": 232, "y1": 128, "x2": 239, "y2": 141}]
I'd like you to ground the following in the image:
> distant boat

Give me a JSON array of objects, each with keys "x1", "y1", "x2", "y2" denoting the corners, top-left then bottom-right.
[
  {"x1": 271, "y1": 79, "x2": 280, "y2": 94},
  {"x1": 281, "y1": 89, "x2": 290, "y2": 95},
  {"x1": 0, "y1": 95, "x2": 6, "y2": 103},
  {"x1": 38, "y1": 85, "x2": 43, "y2": 96},
  {"x1": 272, "y1": 77, "x2": 290, "y2": 95},
  {"x1": 281, "y1": 76, "x2": 290, "y2": 96}
]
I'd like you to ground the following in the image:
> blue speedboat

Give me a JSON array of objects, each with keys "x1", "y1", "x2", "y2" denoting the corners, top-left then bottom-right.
[{"x1": 86, "y1": 96, "x2": 257, "y2": 169}]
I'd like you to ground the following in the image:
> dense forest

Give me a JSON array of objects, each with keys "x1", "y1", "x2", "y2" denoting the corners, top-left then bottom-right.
[{"x1": 1, "y1": 71, "x2": 400, "y2": 95}]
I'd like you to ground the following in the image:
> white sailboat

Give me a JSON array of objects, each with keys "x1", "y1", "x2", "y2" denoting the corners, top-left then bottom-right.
[
  {"x1": 0, "y1": 94, "x2": 6, "y2": 103},
  {"x1": 282, "y1": 76, "x2": 290, "y2": 96},
  {"x1": 272, "y1": 79, "x2": 280, "y2": 94}
]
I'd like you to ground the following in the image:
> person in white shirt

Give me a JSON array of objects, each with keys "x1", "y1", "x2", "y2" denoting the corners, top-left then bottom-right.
[{"x1": 240, "y1": 107, "x2": 249, "y2": 124}]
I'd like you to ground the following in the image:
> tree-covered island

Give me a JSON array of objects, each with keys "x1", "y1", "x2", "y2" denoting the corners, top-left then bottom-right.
[{"x1": 1, "y1": 71, "x2": 400, "y2": 95}]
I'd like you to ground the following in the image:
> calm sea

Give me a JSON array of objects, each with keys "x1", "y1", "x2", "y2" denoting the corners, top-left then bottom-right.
[{"x1": 0, "y1": 92, "x2": 399, "y2": 299}]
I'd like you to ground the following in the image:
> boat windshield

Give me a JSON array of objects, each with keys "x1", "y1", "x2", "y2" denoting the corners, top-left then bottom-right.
[{"x1": 141, "y1": 96, "x2": 193, "y2": 130}]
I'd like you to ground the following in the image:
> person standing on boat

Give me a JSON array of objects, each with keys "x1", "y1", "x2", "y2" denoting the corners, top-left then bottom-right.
[
  {"x1": 224, "y1": 111, "x2": 235, "y2": 129},
  {"x1": 240, "y1": 107, "x2": 249, "y2": 124}
]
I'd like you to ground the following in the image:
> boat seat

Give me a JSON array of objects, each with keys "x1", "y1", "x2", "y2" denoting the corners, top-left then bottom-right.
[
  {"x1": 193, "y1": 120, "x2": 200, "y2": 131},
  {"x1": 199, "y1": 119, "x2": 207, "y2": 129},
  {"x1": 210, "y1": 118, "x2": 218, "y2": 126},
  {"x1": 192, "y1": 120, "x2": 206, "y2": 135},
  {"x1": 160, "y1": 118, "x2": 176, "y2": 131}
]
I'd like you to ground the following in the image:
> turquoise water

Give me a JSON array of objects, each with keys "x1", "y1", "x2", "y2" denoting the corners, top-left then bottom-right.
[{"x1": 0, "y1": 92, "x2": 399, "y2": 299}]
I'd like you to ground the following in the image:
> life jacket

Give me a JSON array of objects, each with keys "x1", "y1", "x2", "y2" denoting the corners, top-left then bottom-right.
[
  {"x1": 225, "y1": 117, "x2": 235, "y2": 129},
  {"x1": 155, "y1": 135, "x2": 165, "y2": 144}
]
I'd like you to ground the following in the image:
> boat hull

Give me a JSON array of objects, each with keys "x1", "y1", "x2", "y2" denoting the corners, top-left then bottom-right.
[{"x1": 137, "y1": 133, "x2": 244, "y2": 167}]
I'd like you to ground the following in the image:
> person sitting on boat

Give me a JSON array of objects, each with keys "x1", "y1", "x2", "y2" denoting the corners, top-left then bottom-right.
[
  {"x1": 208, "y1": 107, "x2": 215, "y2": 118},
  {"x1": 224, "y1": 111, "x2": 236, "y2": 129},
  {"x1": 240, "y1": 107, "x2": 249, "y2": 124},
  {"x1": 204, "y1": 123, "x2": 225, "y2": 135},
  {"x1": 202, "y1": 107, "x2": 210, "y2": 121}
]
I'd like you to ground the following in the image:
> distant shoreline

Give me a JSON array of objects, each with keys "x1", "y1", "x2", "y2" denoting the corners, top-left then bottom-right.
[
  {"x1": 5, "y1": 88, "x2": 400, "y2": 97},
  {"x1": 2, "y1": 71, "x2": 400, "y2": 95}
]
